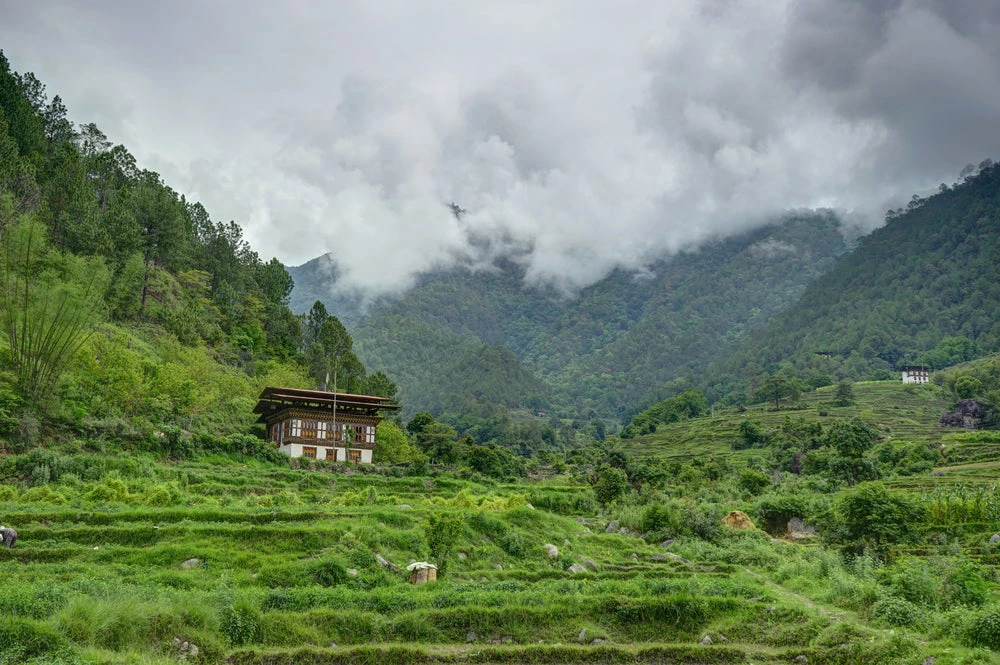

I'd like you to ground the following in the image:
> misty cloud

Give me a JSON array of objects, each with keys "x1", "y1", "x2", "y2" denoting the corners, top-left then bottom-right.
[{"x1": 1, "y1": 0, "x2": 998, "y2": 297}]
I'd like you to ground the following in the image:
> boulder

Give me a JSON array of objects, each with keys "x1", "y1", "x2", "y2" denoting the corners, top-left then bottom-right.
[
  {"x1": 376, "y1": 553, "x2": 400, "y2": 572},
  {"x1": 940, "y1": 399, "x2": 992, "y2": 429},
  {"x1": 579, "y1": 556, "x2": 598, "y2": 571},
  {"x1": 544, "y1": 543, "x2": 559, "y2": 558},
  {"x1": 990, "y1": 534, "x2": 1000, "y2": 546},
  {"x1": 794, "y1": 656, "x2": 808, "y2": 665},
  {"x1": 699, "y1": 635, "x2": 712, "y2": 645},
  {"x1": 605, "y1": 520, "x2": 619, "y2": 533},
  {"x1": 180, "y1": 558, "x2": 202, "y2": 569},
  {"x1": 346, "y1": 568, "x2": 358, "y2": 577},
  {"x1": 396, "y1": 504, "x2": 412, "y2": 510},
  {"x1": 660, "y1": 539, "x2": 675, "y2": 549},
  {"x1": 567, "y1": 563, "x2": 587, "y2": 574},
  {"x1": 466, "y1": 631, "x2": 478, "y2": 643},
  {"x1": 721, "y1": 510, "x2": 755, "y2": 530},
  {"x1": 577, "y1": 629, "x2": 587, "y2": 644}
]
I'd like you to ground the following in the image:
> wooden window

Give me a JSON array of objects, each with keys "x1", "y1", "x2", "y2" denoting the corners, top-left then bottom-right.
[
  {"x1": 302, "y1": 420, "x2": 317, "y2": 439},
  {"x1": 317, "y1": 421, "x2": 328, "y2": 440},
  {"x1": 290, "y1": 419, "x2": 302, "y2": 437},
  {"x1": 347, "y1": 449, "x2": 362, "y2": 464},
  {"x1": 325, "y1": 448, "x2": 337, "y2": 461},
  {"x1": 366, "y1": 426, "x2": 376, "y2": 444},
  {"x1": 302, "y1": 446, "x2": 317, "y2": 459}
]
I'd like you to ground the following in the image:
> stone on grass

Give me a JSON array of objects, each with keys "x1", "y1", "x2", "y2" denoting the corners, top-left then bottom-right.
[
  {"x1": 591, "y1": 638, "x2": 608, "y2": 645},
  {"x1": 989, "y1": 534, "x2": 1000, "y2": 546},
  {"x1": 577, "y1": 629, "x2": 587, "y2": 644},
  {"x1": 544, "y1": 543, "x2": 559, "y2": 558},
  {"x1": 579, "y1": 556, "x2": 598, "y2": 571},
  {"x1": 375, "y1": 553, "x2": 400, "y2": 572},
  {"x1": 700, "y1": 635, "x2": 712, "y2": 645},
  {"x1": 467, "y1": 631, "x2": 478, "y2": 642},
  {"x1": 396, "y1": 504, "x2": 411, "y2": 510},
  {"x1": 347, "y1": 568, "x2": 358, "y2": 577},
  {"x1": 794, "y1": 656, "x2": 808, "y2": 664},
  {"x1": 605, "y1": 520, "x2": 619, "y2": 533},
  {"x1": 567, "y1": 563, "x2": 587, "y2": 574},
  {"x1": 180, "y1": 558, "x2": 202, "y2": 569},
  {"x1": 660, "y1": 539, "x2": 674, "y2": 549}
]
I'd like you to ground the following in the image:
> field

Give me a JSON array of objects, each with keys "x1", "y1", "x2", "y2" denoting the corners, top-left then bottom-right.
[{"x1": 2, "y1": 382, "x2": 1000, "y2": 663}]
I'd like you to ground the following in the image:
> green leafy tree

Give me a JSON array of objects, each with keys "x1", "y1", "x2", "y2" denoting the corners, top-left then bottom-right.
[
  {"x1": 592, "y1": 464, "x2": 629, "y2": 506},
  {"x1": 755, "y1": 374, "x2": 800, "y2": 409},
  {"x1": 834, "y1": 379, "x2": 855, "y2": 406},
  {"x1": 373, "y1": 420, "x2": 419, "y2": 464},
  {"x1": 955, "y1": 376, "x2": 984, "y2": 400},
  {"x1": 834, "y1": 481, "x2": 922, "y2": 554},
  {"x1": 425, "y1": 512, "x2": 464, "y2": 575},
  {"x1": 826, "y1": 417, "x2": 880, "y2": 485}
]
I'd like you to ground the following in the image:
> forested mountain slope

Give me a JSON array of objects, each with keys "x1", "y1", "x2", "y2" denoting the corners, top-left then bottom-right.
[
  {"x1": 294, "y1": 213, "x2": 850, "y2": 418},
  {"x1": 710, "y1": 161, "x2": 1000, "y2": 402}
]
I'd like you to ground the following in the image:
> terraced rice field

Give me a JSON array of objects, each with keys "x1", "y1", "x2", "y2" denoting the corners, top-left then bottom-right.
[{"x1": 1, "y1": 457, "x2": 928, "y2": 665}]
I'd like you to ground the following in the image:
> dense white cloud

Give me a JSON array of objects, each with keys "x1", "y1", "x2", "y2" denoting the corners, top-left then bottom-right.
[{"x1": 2, "y1": 0, "x2": 998, "y2": 296}]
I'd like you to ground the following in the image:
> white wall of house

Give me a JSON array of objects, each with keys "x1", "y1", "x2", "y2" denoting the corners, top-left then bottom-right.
[
  {"x1": 278, "y1": 443, "x2": 372, "y2": 464},
  {"x1": 902, "y1": 371, "x2": 929, "y2": 384}
]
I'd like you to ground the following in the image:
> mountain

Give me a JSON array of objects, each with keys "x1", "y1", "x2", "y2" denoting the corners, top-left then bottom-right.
[
  {"x1": 291, "y1": 213, "x2": 850, "y2": 419},
  {"x1": 710, "y1": 161, "x2": 1000, "y2": 402}
]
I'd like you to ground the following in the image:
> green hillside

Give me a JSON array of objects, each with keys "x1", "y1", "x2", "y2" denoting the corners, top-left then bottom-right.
[
  {"x1": 298, "y1": 213, "x2": 849, "y2": 419},
  {"x1": 710, "y1": 162, "x2": 1000, "y2": 402}
]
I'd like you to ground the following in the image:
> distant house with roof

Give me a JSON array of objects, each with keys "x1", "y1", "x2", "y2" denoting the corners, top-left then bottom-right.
[
  {"x1": 254, "y1": 387, "x2": 399, "y2": 463},
  {"x1": 900, "y1": 365, "x2": 930, "y2": 384}
]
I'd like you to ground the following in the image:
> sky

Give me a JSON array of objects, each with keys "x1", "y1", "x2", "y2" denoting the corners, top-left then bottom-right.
[{"x1": 2, "y1": 0, "x2": 999, "y2": 297}]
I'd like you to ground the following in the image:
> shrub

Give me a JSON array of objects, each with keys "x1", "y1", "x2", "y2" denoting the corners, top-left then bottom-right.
[
  {"x1": 0, "y1": 616, "x2": 68, "y2": 660},
  {"x1": 426, "y1": 512, "x2": 465, "y2": 575},
  {"x1": 967, "y1": 608, "x2": 1000, "y2": 650},
  {"x1": 943, "y1": 562, "x2": 992, "y2": 608},
  {"x1": 871, "y1": 596, "x2": 924, "y2": 628},
  {"x1": 833, "y1": 482, "x2": 922, "y2": 553},
  {"x1": 592, "y1": 464, "x2": 629, "y2": 506},
  {"x1": 220, "y1": 597, "x2": 262, "y2": 646},
  {"x1": 738, "y1": 469, "x2": 771, "y2": 495}
]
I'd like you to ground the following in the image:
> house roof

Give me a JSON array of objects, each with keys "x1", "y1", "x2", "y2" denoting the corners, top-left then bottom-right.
[{"x1": 253, "y1": 386, "x2": 399, "y2": 423}]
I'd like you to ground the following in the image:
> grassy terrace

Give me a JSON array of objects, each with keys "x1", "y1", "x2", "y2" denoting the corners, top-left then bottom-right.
[
  {"x1": 0, "y1": 455, "x2": 963, "y2": 665},
  {"x1": 2, "y1": 382, "x2": 1000, "y2": 664}
]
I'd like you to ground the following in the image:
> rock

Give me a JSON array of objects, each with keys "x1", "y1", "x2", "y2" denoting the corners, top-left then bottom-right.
[
  {"x1": 794, "y1": 656, "x2": 808, "y2": 664},
  {"x1": 495, "y1": 563, "x2": 503, "y2": 571},
  {"x1": 591, "y1": 638, "x2": 608, "y2": 645},
  {"x1": 329, "y1": 642, "x2": 337, "y2": 648},
  {"x1": 467, "y1": 631, "x2": 478, "y2": 642},
  {"x1": 660, "y1": 539, "x2": 674, "y2": 549},
  {"x1": 544, "y1": 543, "x2": 559, "y2": 558},
  {"x1": 700, "y1": 635, "x2": 713, "y2": 645},
  {"x1": 940, "y1": 398, "x2": 992, "y2": 429},
  {"x1": 579, "y1": 556, "x2": 598, "y2": 571},
  {"x1": 787, "y1": 516, "x2": 815, "y2": 534},
  {"x1": 375, "y1": 553, "x2": 400, "y2": 572},
  {"x1": 347, "y1": 568, "x2": 358, "y2": 577},
  {"x1": 718, "y1": 634, "x2": 729, "y2": 644},
  {"x1": 396, "y1": 504, "x2": 412, "y2": 509},
  {"x1": 651, "y1": 554, "x2": 667, "y2": 562},
  {"x1": 563, "y1": 539, "x2": 571, "y2": 548},
  {"x1": 189, "y1": 645, "x2": 199, "y2": 657},
  {"x1": 567, "y1": 563, "x2": 587, "y2": 574},
  {"x1": 922, "y1": 657, "x2": 936, "y2": 665},
  {"x1": 721, "y1": 510, "x2": 755, "y2": 530},
  {"x1": 989, "y1": 534, "x2": 1000, "y2": 546},
  {"x1": 525, "y1": 503, "x2": 535, "y2": 510},
  {"x1": 664, "y1": 552, "x2": 691, "y2": 564},
  {"x1": 180, "y1": 558, "x2": 202, "y2": 569},
  {"x1": 577, "y1": 629, "x2": 587, "y2": 644},
  {"x1": 457, "y1": 552, "x2": 467, "y2": 560},
  {"x1": 605, "y1": 520, "x2": 619, "y2": 533}
]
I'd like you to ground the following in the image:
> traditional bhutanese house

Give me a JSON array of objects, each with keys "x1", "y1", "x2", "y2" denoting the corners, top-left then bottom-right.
[
  {"x1": 254, "y1": 387, "x2": 400, "y2": 464},
  {"x1": 900, "y1": 365, "x2": 930, "y2": 384}
]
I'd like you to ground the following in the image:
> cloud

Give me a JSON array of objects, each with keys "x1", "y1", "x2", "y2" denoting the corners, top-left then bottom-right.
[{"x1": 1, "y1": 0, "x2": 998, "y2": 297}]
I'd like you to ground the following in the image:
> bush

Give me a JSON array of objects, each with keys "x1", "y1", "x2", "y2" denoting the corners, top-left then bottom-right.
[
  {"x1": 967, "y1": 608, "x2": 1000, "y2": 650},
  {"x1": 943, "y1": 562, "x2": 992, "y2": 608},
  {"x1": 871, "y1": 596, "x2": 924, "y2": 628},
  {"x1": 592, "y1": 464, "x2": 629, "y2": 506},
  {"x1": 833, "y1": 482, "x2": 922, "y2": 553},
  {"x1": 0, "y1": 616, "x2": 68, "y2": 660},
  {"x1": 738, "y1": 469, "x2": 771, "y2": 495},
  {"x1": 220, "y1": 597, "x2": 262, "y2": 646}
]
